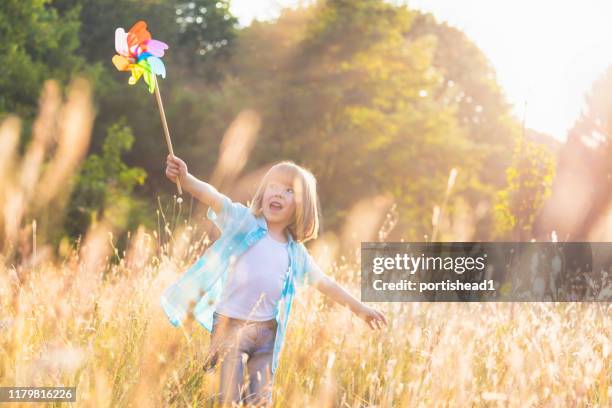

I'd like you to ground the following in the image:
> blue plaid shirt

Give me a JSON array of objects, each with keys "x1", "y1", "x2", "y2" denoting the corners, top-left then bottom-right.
[{"x1": 160, "y1": 194, "x2": 323, "y2": 375}]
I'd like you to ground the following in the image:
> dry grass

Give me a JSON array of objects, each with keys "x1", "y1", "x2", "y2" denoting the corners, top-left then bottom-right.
[
  {"x1": 1, "y1": 252, "x2": 609, "y2": 407},
  {"x1": 0, "y1": 80, "x2": 610, "y2": 407}
]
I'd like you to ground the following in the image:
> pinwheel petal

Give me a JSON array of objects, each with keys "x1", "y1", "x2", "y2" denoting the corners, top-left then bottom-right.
[
  {"x1": 115, "y1": 28, "x2": 129, "y2": 56},
  {"x1": 145, "y1": 39, "x2": 169, "y2": 57},
  {"x1": 129, "y1": 44, "x2": 141, "y2": 59},
  {"x1": 112, "y1": 54, "x2": 131, "y2": 71},
  {"x1": 113, "y1": 21, "x2": 167, "y2": 93},
  {"x1": 143, "y1": 69, "x2": 155, "y2": 93},
  {"x1": 127, "y1": 20, "x2": 151, "y2": 48},
  {"x1": 137, "y1": 51, "x2": 153, "y2": 63},
  {"x1": 128, "y1": 66, "x2": 144, "y2": 85},
  {"x1": 137, "y1": 59, "x2": 152, "y2": 72},
  {"x1": 147, "y1": 56, "x2": 166, "y2": 78}
]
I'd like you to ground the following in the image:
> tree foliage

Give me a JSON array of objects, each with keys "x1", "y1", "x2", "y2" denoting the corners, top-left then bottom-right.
[
  {"x1": 0, "y1": 0, "x2": 87, "y2": 119},
  {"x1": 65, "y1": 120, "x2": 148, "y2": 238},
  {"x1": 1, "y1": 0, "x2": 558, "y2": 242},
  {"x1": 495, "y1": 137, "x2": 556, "y2": 239},
  {"x1": 408, "y1": 12, "x2": 520, "y2": 237},
  {"x1": 206, "y1": 0, "x2": 523, "y2": 239}
]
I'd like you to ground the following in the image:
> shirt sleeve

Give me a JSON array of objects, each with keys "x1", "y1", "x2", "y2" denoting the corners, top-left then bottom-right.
[
  {"x1": 206, "y1": 193, "x2": 244, "y2": 233},
  {"x1": 301, "y1": 251, "x2": 326, "y2": 287}
]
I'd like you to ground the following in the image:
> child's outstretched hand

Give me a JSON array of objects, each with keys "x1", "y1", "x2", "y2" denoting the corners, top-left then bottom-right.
[
  {"x1": 355, "y1": 304, "x2": 388, "y2": 330},
  {"x1": 165, "y1": 154, "x2": 188, "y2": 183}
]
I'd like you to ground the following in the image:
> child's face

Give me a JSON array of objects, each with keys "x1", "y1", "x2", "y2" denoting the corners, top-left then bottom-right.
[{"x1": 261, "y1": 170, "x2": 296, "y2": 227}]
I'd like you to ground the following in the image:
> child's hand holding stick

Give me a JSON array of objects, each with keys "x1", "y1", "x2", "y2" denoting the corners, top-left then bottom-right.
[
  {"x1": 155, "y1": 76, "x2": 182, "y2": 195},
  {"x1": 165, "y1": 155, "x2": 188, "y2": 189},
  {"x1": 164, "y1": 155, "x2": 226, "y2": 213}
]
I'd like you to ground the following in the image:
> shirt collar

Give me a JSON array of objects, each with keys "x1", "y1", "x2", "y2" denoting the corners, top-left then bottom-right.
[{"x1": 255, "y1": 215, "x2": 295, "y2": 244}]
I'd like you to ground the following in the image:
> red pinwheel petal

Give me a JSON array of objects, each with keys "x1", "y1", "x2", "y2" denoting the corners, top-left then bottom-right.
[{"x1": 127, "y1": 20, "x2": 151, "y2": 48}]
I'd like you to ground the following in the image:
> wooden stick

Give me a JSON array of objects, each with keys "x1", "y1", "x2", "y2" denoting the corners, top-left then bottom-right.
[{"x1": 153, "y1": 75, "x2": 182, "y2": 195}]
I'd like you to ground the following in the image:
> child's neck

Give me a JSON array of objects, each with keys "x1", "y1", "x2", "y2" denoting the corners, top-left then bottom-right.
[{"x1": 266, "y1": 222, "x2": 288, "y2": 243}]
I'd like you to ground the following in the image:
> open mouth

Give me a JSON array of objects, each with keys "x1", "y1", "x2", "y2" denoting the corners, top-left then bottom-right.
[{"x1": 269, "y1": 201, "x2": 283, "y2": 211}]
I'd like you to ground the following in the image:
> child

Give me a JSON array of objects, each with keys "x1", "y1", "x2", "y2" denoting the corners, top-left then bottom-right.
[{"x1": 161, "y1": 155, "x2": 388, "y2": 406}]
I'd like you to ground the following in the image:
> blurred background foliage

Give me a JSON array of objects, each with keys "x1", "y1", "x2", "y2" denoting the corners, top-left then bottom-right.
[
  {"x1": 0, "y1": 0, "x2": 569, "y2": 248},
  {"x1": 65, "y1": 120, "x2": 149, "y2": 248}
]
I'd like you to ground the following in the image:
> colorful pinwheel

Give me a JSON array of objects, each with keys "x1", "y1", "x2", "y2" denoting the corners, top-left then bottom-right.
[
  {"x1": 112, "y1": 21, "x2": 182, "y2": 195},
  {"x1": 112, "y1": 21, "x2": 168, "y2": 93}
]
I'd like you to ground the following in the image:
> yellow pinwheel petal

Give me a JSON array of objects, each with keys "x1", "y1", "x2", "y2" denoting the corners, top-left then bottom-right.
[
  {"x1": 128, "y1": 66, "x2": 144, "y2": 85},
  {"x1": 112, "y1": 54, "x2": 131, "y2": 71}
]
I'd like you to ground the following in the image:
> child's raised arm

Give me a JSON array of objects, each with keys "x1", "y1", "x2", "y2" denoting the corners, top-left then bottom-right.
[{"x1": 165, "y1": 154, "x2": 224, "y2": 213}]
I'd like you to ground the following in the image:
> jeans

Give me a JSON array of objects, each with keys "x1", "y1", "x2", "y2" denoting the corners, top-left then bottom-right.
[{"x1": 207, "y1": 311, "x2": 278, "y2": 406}]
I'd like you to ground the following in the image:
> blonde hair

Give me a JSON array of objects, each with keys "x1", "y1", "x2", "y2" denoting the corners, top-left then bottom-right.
[{"x1": 250, "y1": 161, "x2": 320, "y2": 243}]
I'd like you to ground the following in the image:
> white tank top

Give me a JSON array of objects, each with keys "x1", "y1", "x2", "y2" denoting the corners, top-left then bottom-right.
[{"x1": 215, "y1": 233, "x2": 290, "y2": 321}]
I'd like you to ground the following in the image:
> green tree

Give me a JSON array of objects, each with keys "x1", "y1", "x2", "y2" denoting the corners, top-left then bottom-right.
[
  {"x1": 0, "y1": 0, "x2": 88, "y2": 119},
  {"x1": 408, "y1": 12, "x2": 520, "y2": 239},
  {"x1": 65, "y1": 120, "x2": 148, "y2": 239},
  {"x1": 175, "y1": 0, "x2": 237, "y2": 80},
  {"x1": 221, "y1": 0, "x2": 472, "y2": 238},
  {"x1": 52, "y1": 0, "x2": 238, "y2": 194},
  {"x1": 495, "y1": 137, "x2": 556, "y2": 239}
]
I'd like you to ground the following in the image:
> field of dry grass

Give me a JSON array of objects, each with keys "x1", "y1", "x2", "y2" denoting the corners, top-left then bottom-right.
[
  {"x1": 0, "y1": 79, "x2": 610, "y2": 407},
  {"x1": 1, "y1": 247, "x2": 610, "y2": 407}
]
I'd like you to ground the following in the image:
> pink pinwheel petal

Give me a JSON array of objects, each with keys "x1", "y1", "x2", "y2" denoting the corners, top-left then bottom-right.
[
  {"x1": 115, "y1": 28, "x2": 129, "y2": 56},
  {"x1": 145, "y1": 39, "x2": 169, "y2": 57}
]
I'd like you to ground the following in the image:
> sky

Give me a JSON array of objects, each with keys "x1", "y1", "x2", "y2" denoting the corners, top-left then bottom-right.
[{"x1": 230, "y1": 0, "x2": 612, "y2": 142}]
